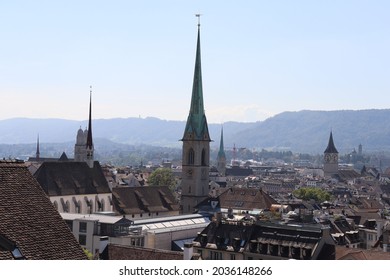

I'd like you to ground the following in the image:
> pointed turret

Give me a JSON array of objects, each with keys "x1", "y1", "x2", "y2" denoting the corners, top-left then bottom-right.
[
  {"x1": 218, "y1": 126, "x2": 225, "y2": 158},
  {"x1": 36, "y1": 134, "x2": 40, "y2": 161},
  {"x1": 86, "y1": 89, "x2": 93, "y2": 151},
  {"x1": 86, "y1": 87, "x2": 94, "y2": 168},
  {"x1": 182, "y1": 22, "x2": 210, "y2": 142},
  {"x1": 324, "y1": 131, "x2": 338, "y2": 154},
  {"x1": 217, "y1": 126, "x2": 226, "y2": 176}
]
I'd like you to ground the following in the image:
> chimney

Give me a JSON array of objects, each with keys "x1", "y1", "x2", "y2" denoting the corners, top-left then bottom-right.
[
  {"x1": 183, "y1": 242, "x2": 194, "y2": 260},
  {"x1": 99, "y1": 236, "x2": 109, "y2": 254},
  {"x1": 215, "y1": 211, "x2": 222, "y2": 226},
  {"x1": 227, "y1": 207, "x2": 234, "y2": 219},
  {"x1": 376, "y1": 220, "x2": 383, "y2": 239},
  {"x1": 383, "y1": 225, "x2": 390, "y2": 252}
]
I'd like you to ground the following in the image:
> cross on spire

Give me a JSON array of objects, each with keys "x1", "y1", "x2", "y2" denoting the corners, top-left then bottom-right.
[{"x1": 195, "y1": 14, "x2": 202, "y2": 27}]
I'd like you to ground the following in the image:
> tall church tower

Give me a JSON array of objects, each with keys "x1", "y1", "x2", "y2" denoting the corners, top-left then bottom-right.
[
  {"x1": 217, "y1": 126, "x2": 226, "y2": 176},
  {"x1": 180, "y1": 17, "x2": 211, "y2": 214},
  {"x1": 74, "y1": 87, "x2": 94, "y2": 168},
  {"x1": 323, "y1": 131, "x2": 339, "y2": 177}
]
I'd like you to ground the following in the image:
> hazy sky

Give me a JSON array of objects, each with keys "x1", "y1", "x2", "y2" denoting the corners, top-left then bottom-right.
[{"x1": 1, "y1": 1, "x2": 389, "y2": 123}]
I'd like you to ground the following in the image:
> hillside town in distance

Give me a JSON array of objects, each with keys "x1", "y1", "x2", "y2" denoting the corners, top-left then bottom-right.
[{"x1": 1, "y1": 23, "x2": 390, "y2": 261}]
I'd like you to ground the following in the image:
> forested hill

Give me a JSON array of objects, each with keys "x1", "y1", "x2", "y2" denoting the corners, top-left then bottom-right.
[{"x1": 1, "y1": 109, "x2": 390, "y2": 154}]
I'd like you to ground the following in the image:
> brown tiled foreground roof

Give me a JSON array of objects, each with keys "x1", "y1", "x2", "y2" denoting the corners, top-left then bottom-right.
[
  {"x1": 107, "y1": 244, "x2": 184, "y2": 260},
  {"x1": 0, "y1": 161, "x2": 87, "y2": 260},
  {"x1": 336, "y1": 246, "x2": 390, "y2": 260}
]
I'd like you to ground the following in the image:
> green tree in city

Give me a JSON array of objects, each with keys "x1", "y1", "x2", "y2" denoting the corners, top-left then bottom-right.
[
  {"x1": 147, "y1": 168, "x2": 176, "y2": 192},
  {"x1": 293, "y1": 187, "x2": 331, "y2": 203}
]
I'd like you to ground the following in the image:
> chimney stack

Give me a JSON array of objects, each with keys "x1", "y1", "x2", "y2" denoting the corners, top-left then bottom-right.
[
  {"x1": 183, "y1": 242, "x2": 194, "y2": 260},
  {"x1": 99, "y1": 236, "x2": 109, "y2": 254}
]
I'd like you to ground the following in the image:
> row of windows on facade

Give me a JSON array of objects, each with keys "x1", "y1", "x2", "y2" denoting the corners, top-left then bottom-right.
[
  {"x1": 197, "y1": 250, "x2": 235, "y2": 260},
  {"x1": 187, "y1": 148, "x2": 208, "y2": 165},
  {"x1": 53, "y1": 198, "x2": 107, "y2": 214},
  {"x1": 77, "y1": 234, "x2": 144, "y2": 248},
  {"x1": 67, "y1": 221, "x2": 133, "y2": 237},
  {"x1": 74, "y1": 221, "x2": 144, "y2": 247},
  {"x1": 197, "y1": 245, "x2": 313, "y2": 260}
]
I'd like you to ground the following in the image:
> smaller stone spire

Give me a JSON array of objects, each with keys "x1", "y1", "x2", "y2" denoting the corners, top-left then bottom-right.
[
  {"x1": 217, "y1": 126, "x2": 226, "y2": 176},
  {"x1": 86, "y1": 86, "x2": 94, "y2": 168},
  {"x1": 36, "y1": 134, "x2": 40, "y2": 161},
  {"x1": 218, "y1": 126, "x2": 226, "y2": 159}
]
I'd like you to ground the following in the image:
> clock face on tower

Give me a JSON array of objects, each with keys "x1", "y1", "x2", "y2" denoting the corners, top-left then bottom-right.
[{"x1": 325, "y1": 153, "x2": 337, "y2": 163}]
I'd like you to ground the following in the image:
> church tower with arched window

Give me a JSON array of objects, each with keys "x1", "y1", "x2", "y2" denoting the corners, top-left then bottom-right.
[
  {"x1": 323, "y1": 131, "x2": 339, "y2": 178},
  {"x1": 180, "y1": 19, "x2": 211, "y2": 214}
]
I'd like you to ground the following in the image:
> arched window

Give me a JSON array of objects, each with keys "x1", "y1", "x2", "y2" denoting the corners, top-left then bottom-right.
[
  {"x1": 201, "y1": 149, "x2": 207, "y2": 166},
  {"x1": 101, "y1": 199, "x2": 105, "y2": 212},
  {"x1": 77, "y1": 200, "x2": 82, "y2": 213},
  {"x1": 65, "y1": 201, "x2": 70, "y2": 213},
  {"x1": 89, "y1": 200, "x2": 93, "y2": 214},
  {"x1": 188, "y1": 148, "x2": 195, "y2": 165}
]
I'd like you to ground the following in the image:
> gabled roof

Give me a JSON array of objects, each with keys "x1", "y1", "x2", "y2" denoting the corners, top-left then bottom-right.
[
  {"x1": 218, "y1": 187, "x2": 277, "y2": 211},
  {"x1": 0, "y1": 161, "x2": 86, "y2": 260},
  {"x1": 112, "y1": 186, "x2": 180, "y2": 215},
  {"x1": 34, "y1": 161, "x2": 111, "y2": 196}
]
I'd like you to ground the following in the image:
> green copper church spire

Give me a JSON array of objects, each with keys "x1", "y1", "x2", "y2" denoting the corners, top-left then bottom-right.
[
  {"x1": 190, "y1": 21, "x2": 204, "y2": 116},
  {"x1": 182, "y1": 16, "x2": 210, "y2": 141}
]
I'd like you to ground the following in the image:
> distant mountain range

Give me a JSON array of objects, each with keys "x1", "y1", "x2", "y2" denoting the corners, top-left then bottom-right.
[{"x1": 1, "y1": 109, "x2": 390, "y2": 155}]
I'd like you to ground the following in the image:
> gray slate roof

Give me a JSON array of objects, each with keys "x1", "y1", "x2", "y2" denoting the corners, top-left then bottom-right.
[{"x1": 34, "y1": 161, "x2": 111, "y2": 196}]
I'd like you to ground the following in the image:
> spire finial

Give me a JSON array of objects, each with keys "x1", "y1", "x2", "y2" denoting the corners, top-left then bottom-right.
[{"x1": 195, "y1": 13, "x2": 202, "y2": 27}]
